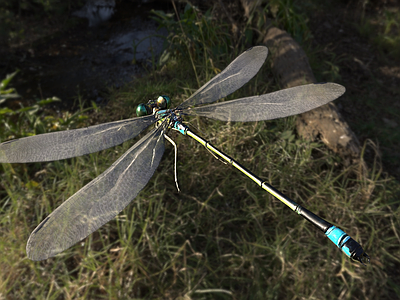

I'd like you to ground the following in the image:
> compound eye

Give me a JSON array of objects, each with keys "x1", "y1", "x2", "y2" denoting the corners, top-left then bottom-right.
[
  {"x1": 136, "y1": 103, "x2": 148, "y2": 117},
  {"x1": 157, "y1": 96, "x2": 171, "y2": 109}
]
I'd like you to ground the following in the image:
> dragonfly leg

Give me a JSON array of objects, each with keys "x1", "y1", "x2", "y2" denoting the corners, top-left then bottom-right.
[{"x1": 165, "y1": 134, "x2": 181, "y2": 192}]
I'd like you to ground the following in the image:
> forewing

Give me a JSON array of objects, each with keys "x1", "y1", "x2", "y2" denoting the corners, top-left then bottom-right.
[
  {"x1": 178, "y1": 46, "x2": 268, "y2": 109},
  {"x1": 183, "y1": 83, "x2": 345, "y2": 122},
  {"x1": 0, "y1": 115, "x2": 156, "y2": 163},
  {"x1": 26, "y1": 125, "x2": 165, "y2": 261}
]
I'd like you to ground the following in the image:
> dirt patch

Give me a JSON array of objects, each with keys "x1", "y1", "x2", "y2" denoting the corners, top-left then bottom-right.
[{"x1": 1, "y1": 1, "x2": 168, "y2": 108}]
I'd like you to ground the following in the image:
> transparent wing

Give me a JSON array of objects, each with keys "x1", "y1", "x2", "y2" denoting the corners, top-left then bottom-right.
[
  {"x1": 182, "y1": 83, "x2": 345, "y2": 122},
  {"x1": 26, "y1": 125, "x2": 165, "y2": 261},
  {"x1": 0, "y1": 115, "x2": 156, "y2": 163},
  {"x1": 177, "y1": 46, "x2": 268, "y2": 109}
]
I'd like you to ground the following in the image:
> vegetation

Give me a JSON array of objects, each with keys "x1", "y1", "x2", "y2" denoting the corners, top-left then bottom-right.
[
  {"x1": 0, "y1": 0, "x2": 83, "y2": 46},
  {"x1": 0, "y1": 1, "x2": 399, "y2": 299}
]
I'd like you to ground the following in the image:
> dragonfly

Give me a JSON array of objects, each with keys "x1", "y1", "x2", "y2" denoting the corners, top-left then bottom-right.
[{"x1": 0, "y1": 46, "x2": 370, "y2": 264}]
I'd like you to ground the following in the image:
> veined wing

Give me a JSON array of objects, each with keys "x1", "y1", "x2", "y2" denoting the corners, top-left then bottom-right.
[
  {"x1": 26, "y1": 124, "x2": 165, "y2": 261},
  {"x1": 0, "y1": 115, "x2": 156, "y2": 163},
  {"x1": 183, "y1": 83, "x2": 345, "y2": 122},
  {"x1": 178, "y1": 46, "x2": 268, "y2": 109}
]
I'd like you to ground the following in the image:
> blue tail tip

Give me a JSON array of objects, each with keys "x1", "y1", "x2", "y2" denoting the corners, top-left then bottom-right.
[{"x1": 326, "y1": 226, "x2": 370, "y2": 265}]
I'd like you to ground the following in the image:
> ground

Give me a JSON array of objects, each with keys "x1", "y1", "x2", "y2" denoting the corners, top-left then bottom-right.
[
  {"x1": 306, "y1": 0, "x2": 400, "y2": 179},
  {"x1": 1, "y1": 0, "x2": 399, "y2": 177}
]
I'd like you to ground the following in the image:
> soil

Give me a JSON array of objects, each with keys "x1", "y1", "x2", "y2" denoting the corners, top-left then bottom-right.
[{"x1": 0, "y1": 1, "x2": 169, "y2": 109}]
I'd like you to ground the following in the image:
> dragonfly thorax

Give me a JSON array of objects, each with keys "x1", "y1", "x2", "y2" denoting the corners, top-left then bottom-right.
[{"x1": 136, "y1": 96, "x2": 171, "y2": 117}]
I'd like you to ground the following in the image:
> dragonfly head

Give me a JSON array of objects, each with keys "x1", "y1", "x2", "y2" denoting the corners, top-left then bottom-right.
[
  {"x1": 136, "y1": 96, "x2": 171, "y2": 117},
  {"x1": 136, "y1": 103, "x2": 150, "y2": 117},
  {"x1": 156, "y1": 95, "x2": 171, "y2": 110}
]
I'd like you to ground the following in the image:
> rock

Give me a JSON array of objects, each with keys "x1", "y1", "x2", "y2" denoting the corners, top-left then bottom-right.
[{"x1": 72, "y1": 0, "x2": 116, "y2": 27}]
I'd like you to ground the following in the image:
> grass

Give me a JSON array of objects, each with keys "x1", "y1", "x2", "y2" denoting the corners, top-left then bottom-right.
[
  {"x1": 1, "y1": 1, "x2": 400, "y2": 299},
  {"x1": 356, "y1": 5, "x2": 400, "y2": 60}
]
